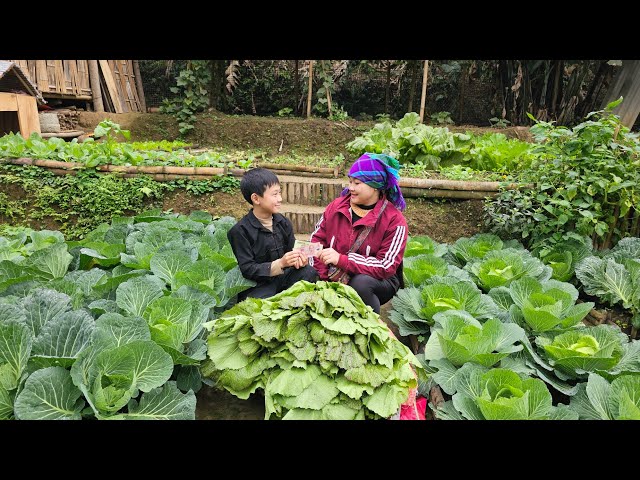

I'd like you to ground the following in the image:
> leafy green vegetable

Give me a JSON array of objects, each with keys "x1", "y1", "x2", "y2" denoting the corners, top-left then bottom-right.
[
  {"x1": 203, "y1": 281, "x2": 423, "y2": 420},
  {"x1": 423, "y1": 310, "x2": 525, "y2": 367},
  {"x1": 434, "y1": 363, "x2": 578, "y2": 420},
  {"x1": 14, "y1": 367, "x2": 84, "y2": 420},
  {"x1": 570, "y1": 373, "x2": 640, "y2": 420}
]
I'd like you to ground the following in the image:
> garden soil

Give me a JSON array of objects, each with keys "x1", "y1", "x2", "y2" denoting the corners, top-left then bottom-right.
[{"x1": 78, "y1": 111, "x2": 532, "y2": 159}]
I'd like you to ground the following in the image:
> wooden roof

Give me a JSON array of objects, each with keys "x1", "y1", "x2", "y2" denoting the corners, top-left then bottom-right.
[{"x1": 0, "y1": 61, "x2": 45, "y2": 104}]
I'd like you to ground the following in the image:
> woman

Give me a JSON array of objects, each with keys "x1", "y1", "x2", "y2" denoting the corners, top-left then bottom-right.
[{"x1": 310, "y1": 152, "x2": 408, "y2": 314}]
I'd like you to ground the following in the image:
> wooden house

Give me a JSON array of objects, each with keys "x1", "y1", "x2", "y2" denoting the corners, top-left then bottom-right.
[
  {"x1": 8, "y1": 60, "x2": 146, "y2": 114},
  {"x1": 0, "y1": 61, "x2": 43, "y2": 137}
]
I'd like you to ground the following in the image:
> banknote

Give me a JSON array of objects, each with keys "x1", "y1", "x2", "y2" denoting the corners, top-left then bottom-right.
[{"x1": 295, "y1": 242, "x2": 323, "y2": 257}]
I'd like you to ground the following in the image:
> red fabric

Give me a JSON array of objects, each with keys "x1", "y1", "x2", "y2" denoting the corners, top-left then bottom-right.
[
  {"x1": 310, "y1": 194, "x2": 408, "y2": 281},
  {"x1": 399, "y1": 394, "x2": 427, "y2": 420},
  {"x1": 380, "y1": 318, "x2": 426, "y2": 421}
]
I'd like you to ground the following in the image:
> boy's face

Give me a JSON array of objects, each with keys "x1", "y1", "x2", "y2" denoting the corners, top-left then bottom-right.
[{"x1": 252, "y1": 183, "x2": 282, "y2": 214}]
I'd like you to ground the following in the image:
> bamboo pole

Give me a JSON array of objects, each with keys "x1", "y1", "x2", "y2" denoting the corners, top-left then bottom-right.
[
  {"x1": 5, "y1": 157, "x2": 83, "y2": 169},
  {"x1": 458, "y1": 63, "x2": 470, "y2": 124},
  {"x1": 399, "y1": 177, "x2": 526, "y2": 191},
  {"x1": 401, "y1": 187, "x2": 498, "y2": 200},
  {"x1": 132, "y1": 60, "x2": 147, "y2": 113},
  {"x1": 227, "y1": 168, "x2": 247, "y2": 177},
  {"x1": 256, "y1": 162, "x2": 335, "y2": 174},
  {"x1": 294, "y1": 60, "x2": 300, "y2": 115},
  {"x1": 2, "y1": 158, "x2": 530, "y2": 191},
  {"x1": 407, "y1": 61, "x2": 416, "y2": 113},
  {"x1": 419, "y1": 60, "x2": 429, "y2": 123},
  {"x1": 88, "y1": 60, "x2": 104, "y2": 113},
  {"x1": 385, "y1": 61, "x2": 391, "y2": 114},
  {"x1": 244, "y1": 168, "x2": 335, "y2": 179},
  {"x1": 307, "y1": 60, "x2": 314, "y2": 119}
]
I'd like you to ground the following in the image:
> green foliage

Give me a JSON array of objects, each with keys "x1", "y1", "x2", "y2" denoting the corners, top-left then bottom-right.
[
  {"x1": 329, "y1": 105, "x2": 349, "y2": 122},
  {"x1": 489, "y1": 117, "x2": 512, "y2": 128},
  {"x1": 532, "y1": 235, "x2": 593, "y2": 282},
  {"x1": 423, "y1": 310, "x2": 525, "y2": 367},
  {"x1": 0, "y1": 129, "x2": 229, "y2": 169},
  {"x1": 527, "y1": 324, "x2": 640, "y2": 386},
  {"x1": 447, "y1": 233, "x2": 507, "y2": 267},
  {"x1": 129, "y1": 140, "x2": 191, "y2": 151},
  {"x1": 0, "y1": 213, "x2": 255, "y2": 419},
  {"x1": 347, "y1": 112, "x2": 533, "y2": 173},
  {"x1": 469, "y1": 133, "x2": 536, "y2": 172},
  {"x1": 222, "y1": 61, "x2": 297, "y2": 116},
  {"x1": 160, "y1": 60, "x2": 212, "y2": 137},
  {"x1": 313, "y1": 61, "x2": 350, "y2": 121},
  {"x1": 0, "y1": 164, "x2": 239, "y2": 239},
  {"x1": 438, "y1": 165, "x2": 475, "y2": 181},
  {"x1": 94, "y1": 119, "x2": 130, "y2": 143},
  {"x1": 540, "y1": 327, "x2": 624, "y2": 375},
  {"x1": 202, "y1": 281, "x2": 423, "y2": 419},
  {"x1": 169, "y1": 175, "x2": 240, "y2": 195},
  {"x1": 489, "y1": 276, "x2": 593, "y2": 335},
  {"x1": 570, "y1": 373, "x2": 640, "y2": 419},
  {"x1": 404, "y1": 235, "x2": 448, "y2": 258},
  {"x1": 433, "y1": 363, "x2": 576, "y2": 420},
  {"x1": 0, "y1": 193, "x2": 26, "y2": 221},
  {"x1": 575, "y1": 238, "x2": 640, "y2": 328},
  {"x1": 400, "y1": 164, "x2": 506, "y2": 181},
  {"x1": 277, "y1": 107, "x2": 293, "y2": 117},
  {"x1": 430, "y1": 111, "x2": 454, "y2": 125},
  {"x1": 403, "y1": 255, "x2": 449, "y2": 287},
  {"x1": 485, "y1": 102, "x2": 640, "y2": 251},
  {"x1": 389, "y1": 276, "x2": 499, "y2": 336},
  {"x1": 465, "y1": 248, "x2": 551, "y2": 292},
  {"x1": 0, "y1": 166, "x2": 166, "y2": 239}
]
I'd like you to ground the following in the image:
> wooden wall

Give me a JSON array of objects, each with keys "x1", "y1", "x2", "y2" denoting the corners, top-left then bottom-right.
[
  {"x1": 602, "y1": 60, "x2": 640, "y2": 128},
  {"x1": 9, "y1": 60, "x2": 143, "y2": 113},
  {"x1": 11, "y1": 60, "x2": 92, "y2": 99},
  {"x1": 0, "y1": 92, "x2": 41, "y2": 137}
]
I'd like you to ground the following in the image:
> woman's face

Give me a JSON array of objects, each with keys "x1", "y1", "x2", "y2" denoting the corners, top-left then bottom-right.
[{"x1": 347, "y1": 177, "x2": 379, "y2": 206}]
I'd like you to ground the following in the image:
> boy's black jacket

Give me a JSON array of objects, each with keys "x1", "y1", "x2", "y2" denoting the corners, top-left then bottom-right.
[{"x1": 227, "y1": 209, "x2": 296, "y2": 283}]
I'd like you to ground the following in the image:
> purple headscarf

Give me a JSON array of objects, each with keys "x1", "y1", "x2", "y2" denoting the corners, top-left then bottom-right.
[{"x1": 341, "y1": 153, "x2": 406, "y2": 211}]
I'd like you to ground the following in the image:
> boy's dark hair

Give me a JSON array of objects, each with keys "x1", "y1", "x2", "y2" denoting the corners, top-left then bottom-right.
[{"x1": 240, "y1": 168, "x2": 280, "y2": 205}]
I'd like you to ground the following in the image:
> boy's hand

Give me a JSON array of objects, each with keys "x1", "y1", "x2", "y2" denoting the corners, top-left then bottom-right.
[
  {"x1": 293, "y1": 254, "x2": 309, "y2": 269},
  {"x1": 318, "y1": 248, "x2": 340, "y2": 266},
  {"x1": 280, "y1": 251, "x2": 303, "y2": 268}
]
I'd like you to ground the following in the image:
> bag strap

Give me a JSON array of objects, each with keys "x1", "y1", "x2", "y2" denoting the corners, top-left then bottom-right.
[{"x1": 347, "y1": 199, "x2": 388, "y2": 254}]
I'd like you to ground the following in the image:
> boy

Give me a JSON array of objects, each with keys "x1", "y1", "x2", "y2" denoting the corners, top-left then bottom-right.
[{"x1": 227, "y1": 168, "x2": 318, "y2": 301}]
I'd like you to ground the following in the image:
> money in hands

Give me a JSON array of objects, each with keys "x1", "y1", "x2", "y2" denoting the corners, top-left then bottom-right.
[{"x1": 295, "y1": 242, "x2": 323, "y2": 257}]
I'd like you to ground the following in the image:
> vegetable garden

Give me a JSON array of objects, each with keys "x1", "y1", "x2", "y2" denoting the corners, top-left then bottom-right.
[{"x1": 1, "y1": 98, "x2": 640, "y2": 420}]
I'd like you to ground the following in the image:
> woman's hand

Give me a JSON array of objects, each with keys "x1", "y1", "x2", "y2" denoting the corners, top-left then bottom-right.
[{"x1": 318, "y1": 248, "x2": 341, "y2": 266}]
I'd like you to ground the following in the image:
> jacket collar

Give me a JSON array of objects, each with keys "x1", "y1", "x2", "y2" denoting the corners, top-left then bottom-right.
[
  {"x1": 336, "y1": 193, "x2": 387, "y2": 226},
  {"x1": 246, "y1": 208, "x2": 284, "y2": 231}
]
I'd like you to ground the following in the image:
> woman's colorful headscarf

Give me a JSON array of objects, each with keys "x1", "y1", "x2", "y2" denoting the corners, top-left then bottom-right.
[{"x1": 341, "y1": 152, "x2": 406, "y2": 211}]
